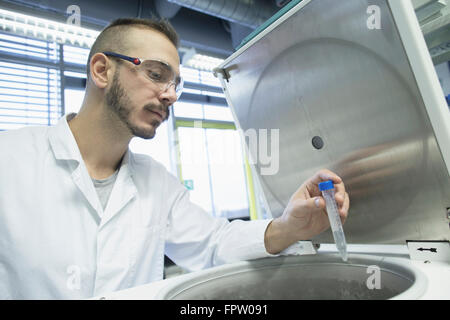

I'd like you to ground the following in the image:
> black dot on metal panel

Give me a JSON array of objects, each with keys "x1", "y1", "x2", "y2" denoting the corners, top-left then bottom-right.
[{"x1": 312, "y1": 136, "x2": 324, "y2": 150}]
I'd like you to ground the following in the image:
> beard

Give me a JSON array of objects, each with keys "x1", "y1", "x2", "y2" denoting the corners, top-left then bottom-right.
[{"x1": 105, "y1": 70, "x2": 170, "y2": 139}]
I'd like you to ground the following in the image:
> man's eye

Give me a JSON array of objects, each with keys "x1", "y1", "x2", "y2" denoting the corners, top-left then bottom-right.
[{"x1": 147, "y1": 70, "x2": 162, "y2": 81}]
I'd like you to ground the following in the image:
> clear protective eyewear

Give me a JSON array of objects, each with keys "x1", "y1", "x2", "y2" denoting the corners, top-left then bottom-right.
[{"x1": 103, "y1": 51, "x2": 183, "y2": 99}]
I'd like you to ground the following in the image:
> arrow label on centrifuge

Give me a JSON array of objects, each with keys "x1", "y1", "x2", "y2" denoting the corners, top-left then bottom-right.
[{"x1": 417, "y1": 248, "x2": 437, "y2": 253}]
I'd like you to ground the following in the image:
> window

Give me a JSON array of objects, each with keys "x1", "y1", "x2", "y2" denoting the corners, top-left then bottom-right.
[
  {"x1": 173, "y1": 66, "x2": 254, "y2": 219},
  {"x1": 205, "y1": 128, "x2": 250, "y2": 219},
  {"x1": 62, "y1": 45, "x2": 88, "y2": 115},
  {"x1": 0, "y1": 32, "x2": 61, "y2": 130},
  {"x1": 64, "y1": 88, "x2": 84, "y2": 114},
  {"x1": 63, "y1": 44, "x2": 89, "y2": 66},
  {"x1": 129, "y1": 122, "x2": 173, "y2": 173},
  {"x1": 177, "y1": 126, "x2": 214, "y2": 213}
]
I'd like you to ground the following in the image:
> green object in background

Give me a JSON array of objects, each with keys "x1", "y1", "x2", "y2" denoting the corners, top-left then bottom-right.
[
  {"x1": 183, "y1": 179, "x2": 194, "y2": 190},
  {"x1": 175, "y1": 119, "x2": 258, "y2": 220}
]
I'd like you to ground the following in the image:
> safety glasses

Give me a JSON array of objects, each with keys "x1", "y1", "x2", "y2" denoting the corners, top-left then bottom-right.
[{"x1": 103, "y1": 51, "x2": 183, "y2": 99}]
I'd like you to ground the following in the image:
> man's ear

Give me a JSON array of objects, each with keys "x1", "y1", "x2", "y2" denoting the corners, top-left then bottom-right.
[{"x1": 89, "y1": 52, "x2": 113, "y2": 89}]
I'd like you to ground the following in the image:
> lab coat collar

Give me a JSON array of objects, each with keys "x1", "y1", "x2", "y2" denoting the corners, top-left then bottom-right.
[
  {"x1": 48, "y1": 113, "x2": 83, "y2": 163},
  {"x1": 48, "y1": 113, "x2": 136, "y2": 175},
  {"x1": 100, "y1": 149, "x2": 137, "y2": 229},
  {"x1": 48, "y1": 113, "x2": 138, "y2": 224}
]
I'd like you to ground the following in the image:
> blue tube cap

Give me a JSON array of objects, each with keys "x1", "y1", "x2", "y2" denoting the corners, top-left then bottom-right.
[{"x1": 318, "y1": 180, "x2": 334, "y2": 191}]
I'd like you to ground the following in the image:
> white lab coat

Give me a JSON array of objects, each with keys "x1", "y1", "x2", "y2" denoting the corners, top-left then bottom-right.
[{"x1": 0, "y1": 114, "x2": 276, "y2": 299}]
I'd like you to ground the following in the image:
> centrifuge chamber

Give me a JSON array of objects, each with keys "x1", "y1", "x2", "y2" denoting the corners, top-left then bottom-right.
[{"x1": 155, "y1": 254, "x2": 428, "y2": 300}]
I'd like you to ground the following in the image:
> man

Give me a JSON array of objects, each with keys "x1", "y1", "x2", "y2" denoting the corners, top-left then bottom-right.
[{"x1": 0, "y1": 18, "x2": 349, "y2": 299}]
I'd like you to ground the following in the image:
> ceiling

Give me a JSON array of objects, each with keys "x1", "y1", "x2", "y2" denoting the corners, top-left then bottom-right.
[
  {"x1": 0, "y1": 0, "x2": 285, "y2": 59},
  {"x1": 0, "y1": 0, "x2": 448, "y2": 64}
]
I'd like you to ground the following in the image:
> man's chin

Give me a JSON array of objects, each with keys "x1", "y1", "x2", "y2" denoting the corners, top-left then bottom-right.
[{"x1": 130, "y1": 123, "x2": 159, "y2": 140}]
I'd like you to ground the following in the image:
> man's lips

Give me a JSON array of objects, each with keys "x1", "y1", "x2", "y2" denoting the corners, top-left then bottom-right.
[
  {"x1": 149, "y1": 110, "x2": 164, "y2": 121},
  {"x1": 145, "y1": 108, "x2": 166, "y2": 122}
]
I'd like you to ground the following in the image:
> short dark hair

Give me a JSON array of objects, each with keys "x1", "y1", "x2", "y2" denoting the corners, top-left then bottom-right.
[{"x1": 86, "y1": 17, "x2": 179, "y2": 79}]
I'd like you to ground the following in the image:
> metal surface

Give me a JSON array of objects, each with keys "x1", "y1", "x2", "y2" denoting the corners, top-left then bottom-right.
[
  {"x1": 218, "y1": 0, "x2": 450, "y2": 244},
  {"x1": 156, "y1": 254, "x2": 428, "y2": 300}
]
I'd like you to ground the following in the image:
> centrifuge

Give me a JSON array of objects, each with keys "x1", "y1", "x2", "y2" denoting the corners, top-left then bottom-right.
[{"x1": 94, "y1": 0, "x2": 450, "y2": 300}]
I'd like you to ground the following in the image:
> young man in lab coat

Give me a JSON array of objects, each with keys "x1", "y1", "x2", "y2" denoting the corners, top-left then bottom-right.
[{"x1": 0, "y1": 18, "x2": 350, "y2": 299}]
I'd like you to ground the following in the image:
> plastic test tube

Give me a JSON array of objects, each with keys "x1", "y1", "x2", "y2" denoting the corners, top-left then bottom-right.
[{"x1": 318, "y1": 180, "x2": 348, "y2": 262}]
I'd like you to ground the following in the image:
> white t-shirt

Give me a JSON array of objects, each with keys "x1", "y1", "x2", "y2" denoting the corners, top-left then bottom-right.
[{"x1": 92, "y1": 170, "x2": 119, "y2": 213}]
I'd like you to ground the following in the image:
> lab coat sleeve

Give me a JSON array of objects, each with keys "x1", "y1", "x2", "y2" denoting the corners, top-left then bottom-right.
[{"x1": 164, "y1": 179, "x2": 278, "y2": 272}]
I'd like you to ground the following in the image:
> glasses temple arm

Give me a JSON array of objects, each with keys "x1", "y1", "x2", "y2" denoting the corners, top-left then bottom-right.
[{"x1": 102, "y1": 51, "x2": 140, "y2": 65}]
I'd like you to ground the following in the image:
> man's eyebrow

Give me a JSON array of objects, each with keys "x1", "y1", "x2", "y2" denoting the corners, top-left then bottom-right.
[
  {"x1": 152, "y1": 58, "x2": 180, "y2": 82},
  {"x1": 159, "y1": 59, "x2": 179, "y2": 74}
]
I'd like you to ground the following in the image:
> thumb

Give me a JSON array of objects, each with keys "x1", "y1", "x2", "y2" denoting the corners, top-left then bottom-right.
[
  {"x1": 288, "y1": 197, "x2": 324, "y2": 217},
  {"x1": 312, "y1": 196, "x2": 324, "y2": 209},
  {"x1": 297, "y1": 197, "x2": 323, "y2": 209}
]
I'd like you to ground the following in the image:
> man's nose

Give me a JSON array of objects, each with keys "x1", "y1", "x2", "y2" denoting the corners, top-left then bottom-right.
[{"x1": 158, "y1": 83, "x2": 178, "y2": 106}]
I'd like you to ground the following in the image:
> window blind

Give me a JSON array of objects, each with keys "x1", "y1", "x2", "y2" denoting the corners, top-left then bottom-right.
[{"x1": 0, "y1": 31, "x2": 61, "y2": 130}]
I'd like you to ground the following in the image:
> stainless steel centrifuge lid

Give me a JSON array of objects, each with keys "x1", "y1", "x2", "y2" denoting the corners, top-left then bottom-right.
[{"x1": 215, "y1": 0, "x2": 450, "y2": 244}]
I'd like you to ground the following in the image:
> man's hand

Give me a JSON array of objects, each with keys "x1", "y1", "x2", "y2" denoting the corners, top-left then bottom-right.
[{"x1": 264, "y1": 169, "x2": 350, "y2": 254}]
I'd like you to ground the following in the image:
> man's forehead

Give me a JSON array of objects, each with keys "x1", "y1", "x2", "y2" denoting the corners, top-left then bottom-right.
[{"x1": 127, "y1": 27, "x2": 180, "y2": 70}]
